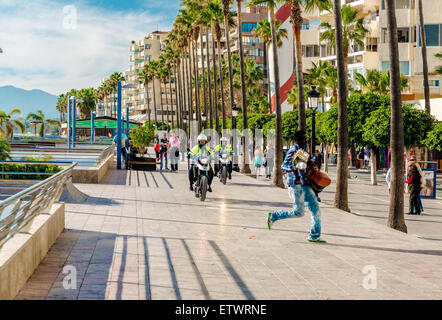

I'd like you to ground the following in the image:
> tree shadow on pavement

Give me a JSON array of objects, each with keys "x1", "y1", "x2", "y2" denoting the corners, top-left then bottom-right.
[{"x1": 325, "y1": 242, "x2": 442, "y2": 257}]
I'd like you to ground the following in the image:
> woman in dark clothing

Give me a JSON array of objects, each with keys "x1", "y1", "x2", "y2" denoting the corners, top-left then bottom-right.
[{"x1": 406, "y1": 164, "x2": 422, "y2": 215}]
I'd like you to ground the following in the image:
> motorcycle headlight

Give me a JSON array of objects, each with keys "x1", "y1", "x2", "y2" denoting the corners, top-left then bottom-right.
[{"x1": 200, "y1": 158, "x2": 209, "y2": 165}]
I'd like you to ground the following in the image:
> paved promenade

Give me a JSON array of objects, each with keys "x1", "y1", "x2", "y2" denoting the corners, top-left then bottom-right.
[{"x1": 15, "y1": 164, "x2": 442, "y2": 300}]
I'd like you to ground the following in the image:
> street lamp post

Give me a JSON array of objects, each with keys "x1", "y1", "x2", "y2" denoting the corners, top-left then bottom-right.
[
  {"x1": 201, "y1": 113, "x2": 207, "y2": 130},
  {"x1": 91, "y1": 111, "x2": 95, "y2": 144},
  {"x1": 307, "y1": 86, "x2": 320, "y2": 153},
  {"x1": 67, "y1": 96, "x2": 71, "y2": 151},
  {"x1": 117, "y1": 83, "x2": 136, "y2": 170},
  {"x1": 231, "y1": 104, "x2": 239, "y2": 171},
  {"x1": 126, "y1": 107, "x2": 129, "y2": 136}
]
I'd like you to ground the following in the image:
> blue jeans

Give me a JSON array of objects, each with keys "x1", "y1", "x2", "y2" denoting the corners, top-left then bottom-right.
[
  {"x1": 270, "y1": 185, "x2": 321, "y2": 240},
  {"x1": 160, "y1": 152, "x2": 168, "y2": 169}
]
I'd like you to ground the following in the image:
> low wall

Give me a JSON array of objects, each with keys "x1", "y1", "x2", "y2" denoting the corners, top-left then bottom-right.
[
  {"x1": 0, "y1": 202, "x2": 65, "y2": 300},
  {"x1": 72, "y1": 153, "x2": 114, "y2": 184}
]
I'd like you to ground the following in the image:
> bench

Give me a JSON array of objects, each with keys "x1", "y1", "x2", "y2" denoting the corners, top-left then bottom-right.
[
  {"x1": 128, "y1": 161, "x2": 161, "y2": 165},
  {"x1": 27, "y1": 141, "x2": 56, "y2": 147}
]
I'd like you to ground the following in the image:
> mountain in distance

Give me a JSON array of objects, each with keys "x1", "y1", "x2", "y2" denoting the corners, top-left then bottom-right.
[{"x1": 0, "y1": 85, "x2": 60, "y2": 119}]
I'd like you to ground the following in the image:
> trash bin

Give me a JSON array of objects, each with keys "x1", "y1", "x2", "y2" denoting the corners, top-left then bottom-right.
[{"x1": 333, "y1": 154, "x2": 337, "y2": 164}]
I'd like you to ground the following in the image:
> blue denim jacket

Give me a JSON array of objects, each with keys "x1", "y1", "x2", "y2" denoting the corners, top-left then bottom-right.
[{"x1": 281, "y1": 144, "x2": 310, "y2": 187}]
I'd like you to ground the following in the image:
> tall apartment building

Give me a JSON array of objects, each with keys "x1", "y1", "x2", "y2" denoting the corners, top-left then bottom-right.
[
  {"x1": 122, "y1": 31, "x2": 176, "y2": 123},
  {"x1": 379, "y1": 0, "x2": 442, "y2": 106},
  {"x1": 301, "y1": 0, "x2": 380, "y2": 108}
]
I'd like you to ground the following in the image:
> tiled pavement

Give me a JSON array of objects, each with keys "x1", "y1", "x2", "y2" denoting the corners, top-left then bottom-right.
[{"x1": 14, "y1": 164, "x2": 442, "y2": 300}]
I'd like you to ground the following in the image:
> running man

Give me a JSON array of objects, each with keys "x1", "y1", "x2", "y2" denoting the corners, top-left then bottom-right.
[{"x1": 266, "y1": 130, "x2": 325, "y2": 243}]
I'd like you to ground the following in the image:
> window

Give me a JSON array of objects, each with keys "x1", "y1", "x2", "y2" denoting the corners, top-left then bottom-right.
[
  {"x1": 398, "y1": 28, "x2": 410, "y2": 43},
  {"x1": 144, "y1": 44, "x2": 152, "y2": 50},
  {"x1": 427, "y1": 80, "x2": 440, "y2": 87},
  {"x1": 302, "y1": 45, "x2": 320, "y2": 57},
  {"x1": 381, "y1": 0, "x2": 414, "y2": 10},
  {"x1": 381, "y1": 61, "x2": 410, "y2": 75},
  {"x1": 242, "y1": 22, "x2": 258, "y2": 33},
  {"x1": 348, "y1": 55, "x2": 363, "y2": 65},
  {"x1": 366, "y1": 37, "x2": 378, "y2": 52},
  {"x1": 399, "y1": 61, "x2": 410, "y2": 75},
  {"x1": 352, "y1": 43, "x2": 364, "y2": 53}
]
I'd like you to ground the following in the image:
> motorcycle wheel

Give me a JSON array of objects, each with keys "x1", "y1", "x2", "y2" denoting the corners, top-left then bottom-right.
[
  {"x1": 200, "y1": 175, "x2": 208, "y2": 202},
  {"x1": 221, "y1": 166, "x2": 227, "y2": 185}
]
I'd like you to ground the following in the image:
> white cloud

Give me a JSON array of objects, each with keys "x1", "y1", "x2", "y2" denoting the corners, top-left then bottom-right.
[{"x1": 0, "y1": 0, "x2": 172, "y2": 95}]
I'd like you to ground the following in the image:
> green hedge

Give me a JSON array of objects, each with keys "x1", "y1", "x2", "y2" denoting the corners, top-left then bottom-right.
[{"x1": 0, "y1": 164, "x2": 62, "y2": 180}]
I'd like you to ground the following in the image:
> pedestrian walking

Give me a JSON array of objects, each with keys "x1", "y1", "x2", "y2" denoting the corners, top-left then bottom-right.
[
  {"x1": 253, "y1": 146, "x2": 264, "y2": 176},
  {"x1": 313, "y1": 150, "x2": 323, "y2": 171},
  {"x1": 264, "y1": 144, "x2": 274, "y2": 179},
  {"x1": 266, "y1": 130, "x2": 325, "y2": 243},
  {"x1": 364, "y1": 148, "x2": 370, "y2": 169},
  {"x1": 169, "y1": 131, "x2": 180, "y2": 171},
  {"x1": 406, "y1": 163, "x2": 422, "y2": 215},
  {"x1": 159, "y1": 132, "x2": 169, "y2": 170},
  {"x1": 409, "y1": 156, "x2": 424, "y2": 213}
]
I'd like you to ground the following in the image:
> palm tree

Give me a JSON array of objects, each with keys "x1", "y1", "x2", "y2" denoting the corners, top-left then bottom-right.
[
  {"x1": 320, "y1": 4, "x2": 369, "y2": 97},
  {"x1": 157, "y1": 61, "x2": 169, "y2": 130},
  {"x1": 252, "y1": 19, "x2": 288, "y2": 114},
  {"x1": 243, "y1": 59, "x2": 265, "y2": 107},
  {"x1": 385, "y1": 0, "x2": 407, "y2": 233},
  {"x1": 418, "y1": 0, "x2": 430, "y2": 115},
  {"x1": 287, "y1": 0, "x2": 331, "y2": 131},
  {"x1": 109, "y1": 72, "x2": 125, "y2": 117},
  {"x1": 208, "y1": 0, "x2": 236, "y2": 131},
  {"x1": 76, "y1": 88, "x2": 96, "y2": 118},
  {"x1": 332, "y1": 0, "x2": 350, "y2": 212},
  {"x1": 305, "y1": 60, "x2": 330, "y2": 111},
  {"x1": 149, "y1": 60, "x2": 161, "y2": 127},
  {"x1": 0, "y1": 108, "x2": 26, "y2": 139},
  {"x1": 26, "y1": 110, "x2": 60, "y2": 138},
  {"x1": 235, "y1": 0, "x2": 251, "y2": 174},
  {"x1": 247, "y1": 0, "x2": 284, "y2": 187},
  {"x1": 221, "y1": 0, "x2": 235, "y2": 126},
  {"x1": 138, "y1": 63, "x2": 153, "y2": 126},
  {"x1": 354, "y1": 69, "x2": 409, "y2": 95},
  {"x1": 56, "y1": 94, "x2": 67, "y2": 122}
]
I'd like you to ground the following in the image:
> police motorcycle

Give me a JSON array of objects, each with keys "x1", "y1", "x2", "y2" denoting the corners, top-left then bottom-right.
[{"x1": 190, "y1": 149, "x2": 214, "y2": 202}]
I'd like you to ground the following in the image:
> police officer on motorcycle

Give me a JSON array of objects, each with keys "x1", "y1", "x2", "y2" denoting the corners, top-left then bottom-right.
[
  {"x1": 188, "y1": 134, "x2": 214, "y2": 192},
  {"x1": 214, "y1": 137, "x2": 233, "y2": 180}
]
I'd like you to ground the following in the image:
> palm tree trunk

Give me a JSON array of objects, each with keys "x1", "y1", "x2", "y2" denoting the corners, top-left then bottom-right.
[
  {"x1": 269, "y1": 7, "x2": 284, "y2": 188},
  {"x1": 181, "y1": 55, "x2": 188, "y2": 130},
  {"x1": 264, "y1": 41, "x2": 272, "y2": 114},
  {"x1": 237, "y1": 0, "x2": 251, "y2": 174},
  {"x1": 293, "y1": 23, "x2": 306, "y2": 130},
  {"x1": 160, "y1": 81, "x2": 165, "y2": 130},
  {"x1": 333, "y1": 0, "x2": 350, "y2": 212},
  {"x1": 217, "y1": 42, "x2": 225, "y2": 132},
  {"x1": 152, "y1": 78, "x2": 158, "y2": 126},
  {"x1": 192, "y1": 39, "x2": 202, "y2": 131},
  {"x1": 206, "y1": 27, "x2": 213, "y2": 130},
  {"x1": 146, "y1": 80, "x2": 151, "y2": 126},
  {"x1": 224, "y1": 14, "x2": 235, "y2": 119},
  {"x1": 212, "y1": 34, "x2": 219, "y2": 132},
  {"x1": 386, "y1": 0, "x2": 407, "y2": 233},
  {"x1": 186, "y1": 45, "x2": 192, "y2": 135},
  {"x1": 200, "y1": 30, "x2": 208, "y2": 129},
  {"x1": 418, "y1": 0, "x2": 431, "y2": 164},
  {"x1": 168, "y1": 71, "x2": 174, "y2": 129},
  {"x1": 175, "y1": 63, "x2": 181, "y2": 130}
]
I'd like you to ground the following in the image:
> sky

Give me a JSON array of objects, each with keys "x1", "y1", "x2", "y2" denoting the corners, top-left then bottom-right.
[{"x1": 0, "y1": 0, "x2": 180, "y2": 95}]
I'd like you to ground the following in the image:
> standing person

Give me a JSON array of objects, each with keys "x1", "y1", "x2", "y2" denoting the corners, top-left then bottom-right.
[
  {"x1": 364, "y1": 148, "x2": 370, "y2": 169},
  {"x1": 154, "y1": 136, "x2": 160, "y2": 161},
  {"x1": 266, "y1": 131, "x2": 325, "y2": 243},
  {"x1": 264, "y1": 144, "x2": 274, "y2": 180},
  {"x1": 169, "y1": 132, "x2": 180, "y2": 171},
  {"x1": 253, "y1": 146, "x2": 264, "y2": 176},
  {"x1": 313, "y1": 150, "x2": 323, "y2": 171},
  {"x1": 159, "y1": 132, "x2": 169, "y2": 171},
  {"x1": 409, "y1": 155, "x2": 424, "y2": 213},
  {"x1": 113, "y1": 132, "x2": 128, "y2": 168},
  {"x1": 406, "y1": 163, "x2": 422, "y2": 215}
]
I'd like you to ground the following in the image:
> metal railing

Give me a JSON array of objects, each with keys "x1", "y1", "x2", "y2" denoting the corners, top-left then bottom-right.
[{"x1": 0, "y1": 163, "x2": 77, "y2": 249}]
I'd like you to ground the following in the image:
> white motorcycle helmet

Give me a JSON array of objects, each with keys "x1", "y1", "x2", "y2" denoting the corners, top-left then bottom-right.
[
  {"x1": 197, "y1": 134, "x2": 208, "y2": 144},
  {"x1": 220, "y1": 137, "x2": 228, "y2": 144}
]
